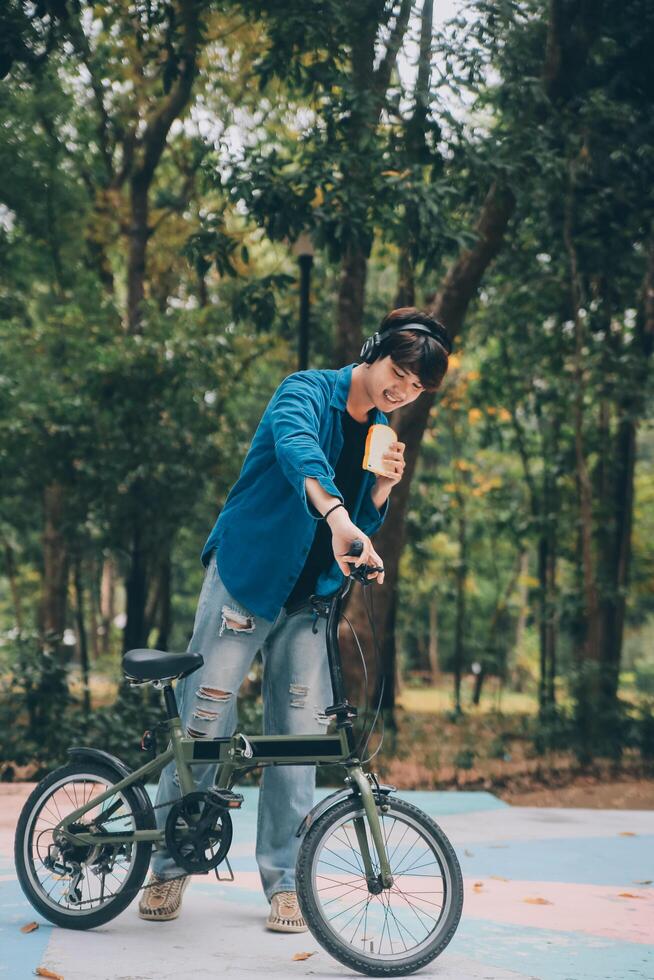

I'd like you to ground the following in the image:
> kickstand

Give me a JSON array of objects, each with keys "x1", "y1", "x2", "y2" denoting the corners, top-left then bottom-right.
[{"x1": 214, "y1": 856, "x2": 234, "y2": 882}]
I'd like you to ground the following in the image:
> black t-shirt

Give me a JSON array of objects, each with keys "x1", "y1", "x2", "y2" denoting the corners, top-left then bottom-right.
[{"x1": 283, "y1": 409, "x2": 370, "y2": 609}]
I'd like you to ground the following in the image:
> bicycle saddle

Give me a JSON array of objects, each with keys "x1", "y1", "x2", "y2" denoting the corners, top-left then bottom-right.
[{"x1": 122, "y1": 648, "x2": 204, "y2": 681}]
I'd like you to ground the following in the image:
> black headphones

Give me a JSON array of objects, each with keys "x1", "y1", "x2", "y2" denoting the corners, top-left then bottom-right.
[{"x1": 359, "y1": 320, "x2": 451, "y2": 363}]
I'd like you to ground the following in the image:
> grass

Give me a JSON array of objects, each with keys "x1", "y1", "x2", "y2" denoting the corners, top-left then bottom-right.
[{"x1": 398, "y1": 679, "x2": 539, "y2": 716}]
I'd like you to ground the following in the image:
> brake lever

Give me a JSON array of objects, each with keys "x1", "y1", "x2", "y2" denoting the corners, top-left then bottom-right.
[{"x1": 350, "y1": 562, "x2": 384, "y2": 585}]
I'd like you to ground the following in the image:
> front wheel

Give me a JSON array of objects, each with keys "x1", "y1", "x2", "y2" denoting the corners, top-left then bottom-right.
[
  {"x1": 14, "y1": 760, "x2": 153, "y2": 929},
  {"x1": 296, "y1": 796, "x2": 463, "y2": 977}
]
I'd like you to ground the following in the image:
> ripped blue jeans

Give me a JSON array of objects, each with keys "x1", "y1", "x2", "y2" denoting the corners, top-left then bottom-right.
[{"x1": 150, "y1": 549, "x2": 333, "y2": 901}]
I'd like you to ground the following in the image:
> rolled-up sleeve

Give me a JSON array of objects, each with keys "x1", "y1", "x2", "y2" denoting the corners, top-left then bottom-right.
[
  {"x1": 356, "y1": 484, "x2": 389, "y2": 537},
  {"x1": 270, "y1": 375, "x2": 343, "y2": 519}
]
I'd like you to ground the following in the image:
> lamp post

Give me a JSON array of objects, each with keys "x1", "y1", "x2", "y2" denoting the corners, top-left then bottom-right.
[{"x1": 292, "y1": 232, "x2": 315, "y2": 371}]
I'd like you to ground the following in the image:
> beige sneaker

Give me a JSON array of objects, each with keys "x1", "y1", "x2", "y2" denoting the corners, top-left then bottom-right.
[
  {"x1": 266, "y1": 890, "x2": 308, "y2": 933},
  {"x1": 138, "y1": 872, "x2": 190, "y2": 921}
]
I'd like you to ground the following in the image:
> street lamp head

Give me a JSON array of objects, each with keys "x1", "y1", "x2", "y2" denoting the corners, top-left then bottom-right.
[{"x1": 291, "y1": 231, "x2": 315, "y2": 258}]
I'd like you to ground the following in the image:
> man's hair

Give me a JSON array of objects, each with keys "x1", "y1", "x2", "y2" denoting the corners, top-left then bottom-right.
[{"x1": 376, "y1": 307, "x2": 450, "y2": 392}]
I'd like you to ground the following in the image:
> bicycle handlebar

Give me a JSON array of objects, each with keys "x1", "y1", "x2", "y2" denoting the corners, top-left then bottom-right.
[{"x1": 345, "y1": 539, "x2": 384, "y2": 587}]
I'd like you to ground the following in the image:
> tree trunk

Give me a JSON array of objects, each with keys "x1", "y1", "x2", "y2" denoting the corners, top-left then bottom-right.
[
  {"x1": 38, "y1": 481, "x2": 70, "y2": 713},
  {"x1": 40, "y1": 482, "x2": 69, "y2": 656},
  {"x1": 545, "y1": 518, "x2": 558, "y2": 706},
  {"x1": 472, "y1": 668, "x2": 484, "y2": 706},
  {"x1": 123, "y1": 514, "x2": 148, "y2": 654},
  {"x1": 565, "y1": 169, "x2": 602, "y2": 752},
  {"x1": 3, "y1": 539, "x2": 23, "y2": 630},
  {"x1": 428, "y1": 595, "x2": 439, "y2": 685},
  {"x1": 127, "y1": 174, "x2": 149, "y2": 333},
  {"x1": 452, "y1": 507, "x2": 467, "y2": 716},
  {"x1": 341, "y1": 182, "x2": 516, "y2": 713},
  {"x1": 73, "y1": 549, "x2": 91, "y2": 716},
  {"x1": 599, "y1": 233, "x2": 654, "y2": 705},
  {"x1": 155, "y1": 549, "x2": 173, "y2": 651},
  {"x1": 333, "y1": 0, "x2": 413, "y2": 366},
  {"x1": 100, "y1": 554, "x2": 116, "y2": 657},
  {"x1": 513, "y1": 549, "x2": 530, "y2": 665},
  {"x1": 395, "y1": 246, "x2": 415, "y2": 308},
  {"x1": 89, "y1": 556, "x2": 99, "y2": 662},
  {"x1": 395, "y1": 647, "x2": 404, "y2": 698},
  {"x1": 335, "y1": 245, "x2": 368, "y2": 365}
]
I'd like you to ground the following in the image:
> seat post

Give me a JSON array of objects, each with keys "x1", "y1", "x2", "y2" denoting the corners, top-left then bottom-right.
[{"x1": 162, "y1": 683, "x2": 179, "y2": 720}]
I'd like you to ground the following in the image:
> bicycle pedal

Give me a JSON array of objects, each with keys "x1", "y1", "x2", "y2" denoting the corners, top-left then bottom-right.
[{"x1": 208, "y1": 789, "x2": 243, "y2": 810}]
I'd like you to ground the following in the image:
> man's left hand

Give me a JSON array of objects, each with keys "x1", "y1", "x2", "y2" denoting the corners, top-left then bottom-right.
[{"x1": 375, "y1": 440, "x2": 406, "y2": 491}]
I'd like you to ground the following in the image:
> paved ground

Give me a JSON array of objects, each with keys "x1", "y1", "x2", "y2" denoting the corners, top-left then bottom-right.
[{"x1": 1, "y1": 782, "x2": 652, "y2": 980}]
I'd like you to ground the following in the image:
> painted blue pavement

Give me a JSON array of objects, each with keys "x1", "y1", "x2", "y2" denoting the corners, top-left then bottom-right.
[
  {"x1": 1, "y1": 788, "x2": 508, "y2": 979},
  {"x1": 0, "y1": 859, "x2": 52, "y2": 980},
  {"x1": 3, "y1": 785, "x2": 653, "y2": 980},
  {"x1": 450, "y1": 918, "x2": 654, "y2": 980},
  {"x1": 457, "y1": 834, "x2": 654, "y2": 887}
]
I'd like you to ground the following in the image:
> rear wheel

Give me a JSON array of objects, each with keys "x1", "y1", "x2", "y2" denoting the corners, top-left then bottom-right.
[
  {"x1": 14, "y1": 760, "x2": 153, "y2": 929},
  {"x1": 296, "y1": 796, "x2": 463, "y2": 976}
]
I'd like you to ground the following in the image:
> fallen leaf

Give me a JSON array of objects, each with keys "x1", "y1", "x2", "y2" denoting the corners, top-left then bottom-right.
[
  {"x1": 20, "y1": 922, "x2": 39, "y2": 933},
  {"x1": 472, "y1": 882, "x2": 484, "y2": 892},
  {"x1": 618, "y1": 832, "x2": 636, "y2": 837},
  {"x1": 292, "y1": 952, "x2": 315, "y2": 961},
  {"x1": 490, "y1": 875, "x2": 509, "y2": 882},
  {"x1": 618, "y1": 892, "x2": 644, "y2": 899},
  {"x1": 524, "y1": 897, "x2": 553, "y2": 905},
  {"x1": 35, "y1": 969, "x2": 64, "y2": 980}
]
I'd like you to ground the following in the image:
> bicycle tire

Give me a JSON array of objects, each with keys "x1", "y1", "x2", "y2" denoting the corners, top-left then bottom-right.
[
  {"x1": 14, "y1": 760, "x2": 153, "y2": 930},
  {"x1": 296, "y1": 795, "x2": 463, "y2": 977}
]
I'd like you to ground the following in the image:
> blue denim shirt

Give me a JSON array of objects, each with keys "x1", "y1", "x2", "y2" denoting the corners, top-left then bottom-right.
[{"x1": 201, "y1": 363, "x2": 390, "y2": 621}]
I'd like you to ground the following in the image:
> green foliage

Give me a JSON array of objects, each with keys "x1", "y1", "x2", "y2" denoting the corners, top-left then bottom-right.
[
  {"x1": 453, "y1": 748, "x2": 476, "y2": 770},
  {"x1": 0, "y1": 0, "x2": 653, "y2": 778},
  {"x1": 634, "y1": 662, "x2": 654, "y2": 696}
]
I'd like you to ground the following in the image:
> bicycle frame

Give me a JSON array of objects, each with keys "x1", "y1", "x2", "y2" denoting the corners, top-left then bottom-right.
[{"x1": 57, "y1": 576, "x2": 393, "y2": 888}]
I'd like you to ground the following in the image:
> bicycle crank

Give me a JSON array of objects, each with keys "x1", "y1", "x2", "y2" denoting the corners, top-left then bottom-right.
[{"x1": 164, "y1": 790, "x2": 234, "y2": 873}]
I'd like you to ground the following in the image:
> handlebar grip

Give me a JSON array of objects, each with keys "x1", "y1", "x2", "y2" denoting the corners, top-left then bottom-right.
[{"x1": 345, "y1": 538, "x2": 383, "y2": 584}]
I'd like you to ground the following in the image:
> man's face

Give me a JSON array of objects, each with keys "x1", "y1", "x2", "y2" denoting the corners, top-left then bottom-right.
[{"x1": 366, "y1": 355, "x2": 425, "y2": 412}]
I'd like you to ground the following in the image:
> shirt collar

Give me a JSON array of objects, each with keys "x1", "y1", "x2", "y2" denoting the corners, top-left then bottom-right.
[
  {"x1": 330, "y1": 362, "x2": 386, "y2": 425},
  {"x1": 330, "y1": 363, "x2": 356, "y2": 411}
]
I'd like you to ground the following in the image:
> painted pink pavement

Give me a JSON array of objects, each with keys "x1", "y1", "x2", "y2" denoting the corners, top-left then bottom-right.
[{"x1": 2, "y1": 782, "x2": 653, "y2": 979}]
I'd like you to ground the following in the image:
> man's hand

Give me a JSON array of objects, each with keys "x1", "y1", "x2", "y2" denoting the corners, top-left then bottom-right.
[
  {"x1": 371, "y1": 440, "x2": 406, "y2": 509},
  {"x1": 326, "y1": 507, "x2": 385, "y2": 584}
]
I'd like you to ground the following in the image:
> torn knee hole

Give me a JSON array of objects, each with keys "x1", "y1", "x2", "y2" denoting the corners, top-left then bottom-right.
[
  {"x1": 192, "y1": 706, "x2": 219, "y2": 723},
  {"x1": 314, "y1": 707, "x2": 331, "y2": 727},
  {"x1": 219, "y1": 605, "x2": 255, "y2": 636},
  {"x1": 197, "y1": 686, "x2": 232, "y2": 703},
  {"x1": 186, "y1": 726, "x2": 206, "y2": 739},
  {"x1": 289, "y1": 682, "x2": 309, "y2": 708}
]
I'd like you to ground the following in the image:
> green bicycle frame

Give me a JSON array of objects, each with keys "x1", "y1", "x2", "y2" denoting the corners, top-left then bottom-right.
[{"x1": 58, "y1": 579, "x2": 393, "y2": 888}]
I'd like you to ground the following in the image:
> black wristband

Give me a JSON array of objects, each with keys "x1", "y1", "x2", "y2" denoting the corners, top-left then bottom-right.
[{"x1": 323, "y1": 502, "x2": 345, "y2": 521}]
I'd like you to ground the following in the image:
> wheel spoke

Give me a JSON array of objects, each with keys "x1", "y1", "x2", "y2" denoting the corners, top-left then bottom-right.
[{"x1": 321, "y1": 843, "x2": 368, "y2": 876}]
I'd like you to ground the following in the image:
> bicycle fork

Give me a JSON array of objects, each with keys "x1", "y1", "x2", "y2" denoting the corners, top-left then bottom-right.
[{"x1": 347, "y1": 767, "x2": 393, "y2": 891}]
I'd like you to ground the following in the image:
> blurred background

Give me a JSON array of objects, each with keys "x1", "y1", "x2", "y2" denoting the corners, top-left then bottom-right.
[{"x1": 0, "y1": 0, "x2": 652, "y2": 805}]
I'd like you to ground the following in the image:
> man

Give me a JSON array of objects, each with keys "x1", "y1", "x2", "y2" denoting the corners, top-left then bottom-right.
[{"x1": 138, "y1": 306, "x2": 450, "y2": 930}]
